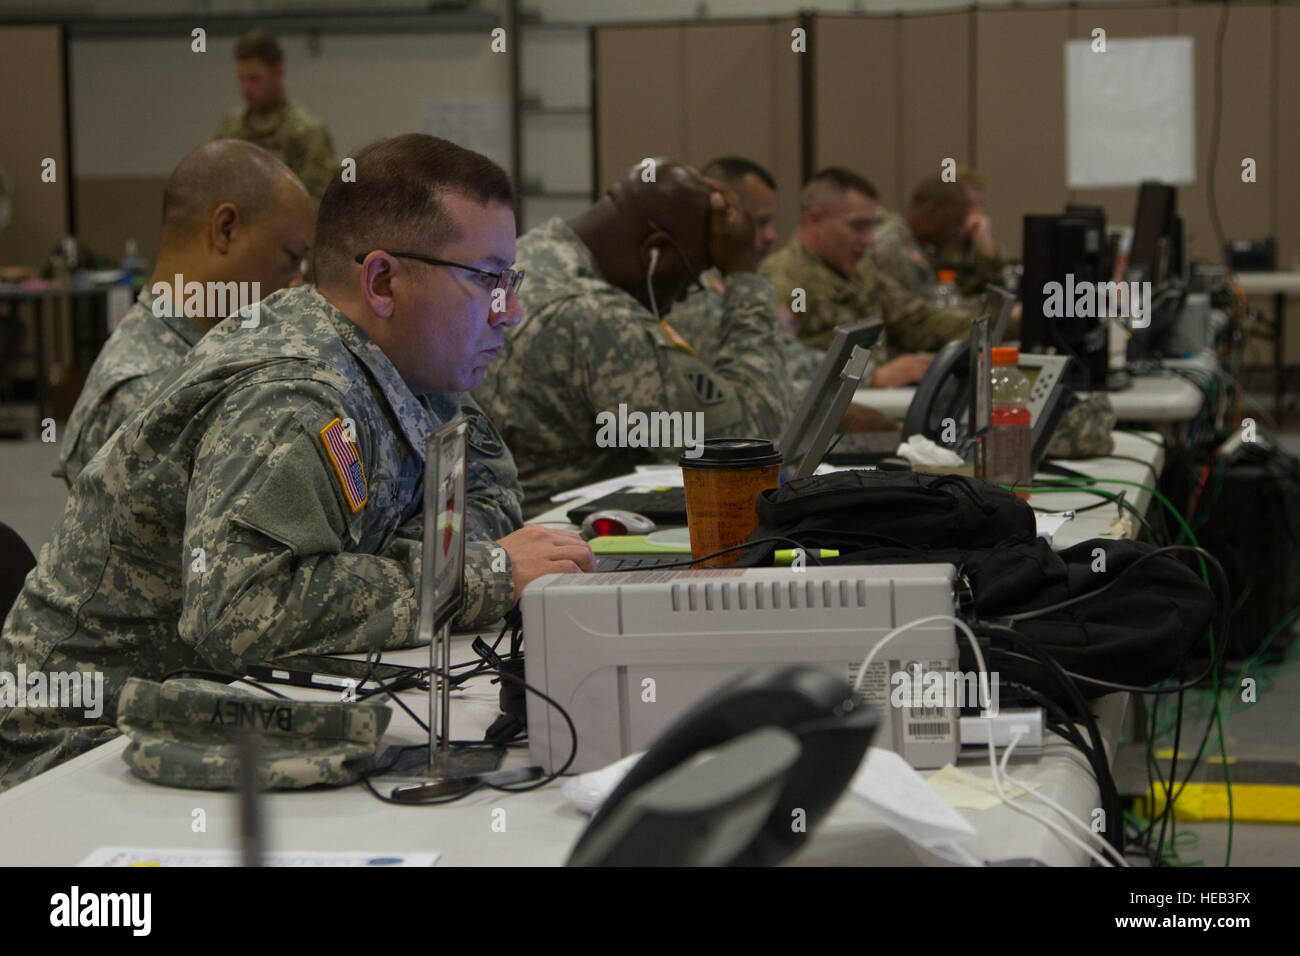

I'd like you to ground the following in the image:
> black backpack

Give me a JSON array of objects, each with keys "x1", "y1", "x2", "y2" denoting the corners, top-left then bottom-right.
[{"x1": 736, "y1": 470, "x2": 1215, "y2": 697}]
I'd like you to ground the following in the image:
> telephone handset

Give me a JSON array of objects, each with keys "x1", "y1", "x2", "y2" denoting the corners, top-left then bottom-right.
[
  {"x1": 566, "y1": 666, "x2": 877, "y2": 867},
  {"x1": 901, "y1": 339, "x2": 975, "y2": 454}
]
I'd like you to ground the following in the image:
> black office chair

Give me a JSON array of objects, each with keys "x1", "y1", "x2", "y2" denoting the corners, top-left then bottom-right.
[{"x1": 0, "y1": 521, "x2": 36, "y2": 622}]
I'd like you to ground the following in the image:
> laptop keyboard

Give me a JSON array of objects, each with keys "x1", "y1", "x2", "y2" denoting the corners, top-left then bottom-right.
[{"x1": 596, "y1": 553, "x2": 696, "y2": 572}]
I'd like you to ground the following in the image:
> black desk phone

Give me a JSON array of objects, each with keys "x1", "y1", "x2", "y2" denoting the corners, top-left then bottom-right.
[
  {"x1": 566, "y1": 666, "x2": 876, "y2": 867},
  {"x1": 901, "y1": 341, "x2": 1076, "y2": 472}
]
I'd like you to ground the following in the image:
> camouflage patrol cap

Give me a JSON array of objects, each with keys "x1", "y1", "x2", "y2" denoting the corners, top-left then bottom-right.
[
  {"x1": 116, "y1": 677, "x2": 392, "y2": 790},
  {"x1": 1046, "y1": 393, "x2": 1117, "y2": 459}
]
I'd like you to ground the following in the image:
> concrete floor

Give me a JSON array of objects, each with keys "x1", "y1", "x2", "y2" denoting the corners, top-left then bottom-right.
[{"x1": 2, "y1": 409, "x2": 1298, "y2": 867}]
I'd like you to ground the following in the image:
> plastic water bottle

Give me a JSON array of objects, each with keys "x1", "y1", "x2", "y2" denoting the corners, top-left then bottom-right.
[
  {"x1": 987, "y1": 346, "x2": 1032, "y2": 495},
  {"x1": 934, "y1": 269, "x2": 960, "y2": 308},
  {"x1": 122, "y1": 239, "x2": 147, "y2": 291}
]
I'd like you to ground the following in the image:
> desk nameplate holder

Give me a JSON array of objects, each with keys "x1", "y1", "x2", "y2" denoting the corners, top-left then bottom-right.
[{"x1": 379, "y1": 416, "x2": 503, "y2": 780}]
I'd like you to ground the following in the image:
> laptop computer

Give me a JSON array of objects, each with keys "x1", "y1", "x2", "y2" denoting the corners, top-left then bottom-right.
[{"x1": 569, "y1": 319, "x2": 885, "y2": 534}]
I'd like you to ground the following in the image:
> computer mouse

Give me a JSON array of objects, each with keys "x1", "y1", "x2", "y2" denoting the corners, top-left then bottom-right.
[{"x1": 580, "y1": 509, "x2": 657, "y2": 540}]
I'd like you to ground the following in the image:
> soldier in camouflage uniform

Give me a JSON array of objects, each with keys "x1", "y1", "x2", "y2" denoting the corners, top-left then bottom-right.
[
  {"x1": 475, "y1": 160, "x2": 794, "y2": 512},
  {"x1": 866, "y1": 208, "x2": 936, "y2": 298},
  {"x1": 932, "y1": 165, "x2": 1007, "y2": 298},
  {"x1": 758, "y1": 169, "x2": 971, "y2": 389},
  {"x1": 666, "y1": 158, "x2": 822, "y2": 416},
  {"x1": 866, "y1": 175, "x2": 968, "y2": 299},
  {"x1": 214, "y1": 31, "x2": 336, "y2": 201},
  {"x1": 60, "y1": 141, "x2": 314, "y2": 484},
  {"x1": 0, "y1": 135, "x2": 589, "y2": 788}
]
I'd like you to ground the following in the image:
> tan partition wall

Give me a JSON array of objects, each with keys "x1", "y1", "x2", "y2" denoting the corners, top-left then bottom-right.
[
  {"x1": 974, "y1": 6, "x2": 1073, "y2": 260},
  {"x1": 596, "y1": 4, "x2": 1282, "y2": 276},
  {"x1": 899, "y1": 10, "x2": 972, "y2": 206},
  {"x1": 766, "y1": 17, "x2": 803, "y2": 242},
  {"x1": 1176, "y1": 3, "x2": 1273, "y2": 266},
  {"x1": 814, "y1": 15, "x2": 900, "y2": 210},
  {"x1": 595, "y1": 18, "x2": 802, "y2": 239},
  {"x1": 0, "y1": 25, "x2": 69, "y2": 267},
  {"x1": 595, "y1": 26, "x2": 686, "y2": 193}
]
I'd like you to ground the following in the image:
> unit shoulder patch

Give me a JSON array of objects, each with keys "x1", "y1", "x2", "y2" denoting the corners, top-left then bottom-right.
[
  {"x1": 462, "y1": 406, "x2": 505, "y2": 458},
  {"x1": 685, "y1": 370, "x2": 726, "y2": 405}
]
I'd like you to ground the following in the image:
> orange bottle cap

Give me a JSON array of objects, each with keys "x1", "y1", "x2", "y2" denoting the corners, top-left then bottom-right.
[
  {"x1": 991, "y1": 346, "x2": 1019, "y2": 365},
  {"x1": 938, "y1": 270, "x2": 958, "y2": 282}
]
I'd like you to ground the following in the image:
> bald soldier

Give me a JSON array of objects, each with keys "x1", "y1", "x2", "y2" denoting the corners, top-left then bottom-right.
[
  {"x1": 214, "y1": 30, "x2": 336, "y2": 201},
  {"x1": 59, "y1": 140, "x2": 314, "y2": 484},
  {"x1": 474, "y1": 160, "x2": 794, "y2": 511},
  {"x1": 761, "y1": 167, "x2": 972, "y2": 385},
  {"x1": 0, "y1": 135, "x2": 590, "y2": 787},
  {"x1": 867, "y1": 174, "x2": 970, "y2": 298}
]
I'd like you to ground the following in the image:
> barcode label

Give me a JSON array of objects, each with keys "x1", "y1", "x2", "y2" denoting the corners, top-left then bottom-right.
[
  {"x1": 907, "y1": 707, "x2": 946, "y2": 718},
  {"x1": 908, "y1": 722, "x2": 951, "y2": 738}
]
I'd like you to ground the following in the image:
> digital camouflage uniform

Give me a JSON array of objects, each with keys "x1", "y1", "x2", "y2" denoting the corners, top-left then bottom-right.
[
  {"x1": 117, "y1": 677, "x2": 391, "y2": 789},
  {"x1": 1045, "y1": 394, "x2": 1117, "y2": 459},
  {"x1": 214, "y1": 97, "x2": 335, "y2": 201},
  {"x1": 58, "y1": 287, "x2": 202, "y2": 485},
  {"x1": 474, "y1": 218, "x2": 793, "y2": 512},
  {"x1": 658, "y1": 268, "x2": 823, "y2": 423},
  {"x1": 0, "y1": 285, "x2": 520, "y2": 789},
  {"x1": 760, "y1": 237, "x2": 972, "y2": 354},
  {"x1": 867, "y1": 209, "x2": 936, "y2": 298}
]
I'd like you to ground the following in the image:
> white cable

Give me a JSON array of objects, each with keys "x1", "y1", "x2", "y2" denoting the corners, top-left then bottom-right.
[
  {"x1": 998, "y1": 731, "x2": 1127, "y2": 867},
  {"x1": 645, "y1": 246, "x2": 661, "y2": 322},
  {"x1": 852, "y1": 614, "x2": 988, "y2": 696},
  {"x1": 983, "y1": 734, "x2": 1112, "y2": 866},
  {"x1": 853, "y1": 614, "x2": 1116, "y2": 867}
]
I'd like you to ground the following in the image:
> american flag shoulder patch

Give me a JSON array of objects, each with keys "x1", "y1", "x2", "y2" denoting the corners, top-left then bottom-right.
[{"x1": 319, "y1": 417, "x2": 367, "y2": 512}]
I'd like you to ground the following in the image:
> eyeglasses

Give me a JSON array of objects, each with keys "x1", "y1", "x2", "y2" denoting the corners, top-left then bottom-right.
[
  {"x1": 645, "y1": 219, "x2": 706, "y2": 292},
  {"x1": 353, "y1": 251, "x2": 525, "y2": 295}
]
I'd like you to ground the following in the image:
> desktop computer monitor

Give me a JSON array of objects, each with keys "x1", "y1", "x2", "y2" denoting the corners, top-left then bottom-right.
[
  {"x1": 1129, "y1": 181, "x2": 1179, "y2": 284},
  {"x1": 1020, "y1": 212, "x2": 1111, "y2": 389}
]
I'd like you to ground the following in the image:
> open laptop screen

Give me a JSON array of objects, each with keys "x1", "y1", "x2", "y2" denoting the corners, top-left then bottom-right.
[{"x1": 777, "y1": 319, "x2": 884, "y2": 479}]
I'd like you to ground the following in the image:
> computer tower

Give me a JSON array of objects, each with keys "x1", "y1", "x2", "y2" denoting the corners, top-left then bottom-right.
[{"x1": 1196, "y1": 443, "x2": 1300, "y2": 659}]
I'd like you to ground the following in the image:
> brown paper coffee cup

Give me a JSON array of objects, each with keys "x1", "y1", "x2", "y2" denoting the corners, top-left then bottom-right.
[{"x1": 679, "y1": 438, "x2": 782, "y2": 568}]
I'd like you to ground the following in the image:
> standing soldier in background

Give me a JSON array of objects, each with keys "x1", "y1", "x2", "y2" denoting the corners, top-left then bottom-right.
[{"x1": 214, "y1": 30, "x2": 336, "y2": 202}]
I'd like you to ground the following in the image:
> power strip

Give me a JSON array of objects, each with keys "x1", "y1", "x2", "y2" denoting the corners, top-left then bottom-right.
[{"x1": 959, "y1": 708, "x2": 1044, "y2": 748}]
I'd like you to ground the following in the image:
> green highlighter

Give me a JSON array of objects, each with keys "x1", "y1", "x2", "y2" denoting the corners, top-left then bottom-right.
[{"x1": 774, "y1": 548, "x2": 840, "y2": 564}]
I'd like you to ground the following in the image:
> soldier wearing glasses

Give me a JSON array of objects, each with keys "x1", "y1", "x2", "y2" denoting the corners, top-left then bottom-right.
[
  {"x1": 475, "y1": 159, "x2": 794, "y2": 512},
  {"x1": 0, "y1": 135, "x2": 593, "y2": 788}
]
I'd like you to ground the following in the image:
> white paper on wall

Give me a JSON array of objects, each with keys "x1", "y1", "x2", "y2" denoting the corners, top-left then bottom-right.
[
  {"x1": 421, "y1": 93, "x2": 511, "y2": 171},
  {"x1": 1065, "y1": 36, "x2": 1195, "y2": 189}
]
